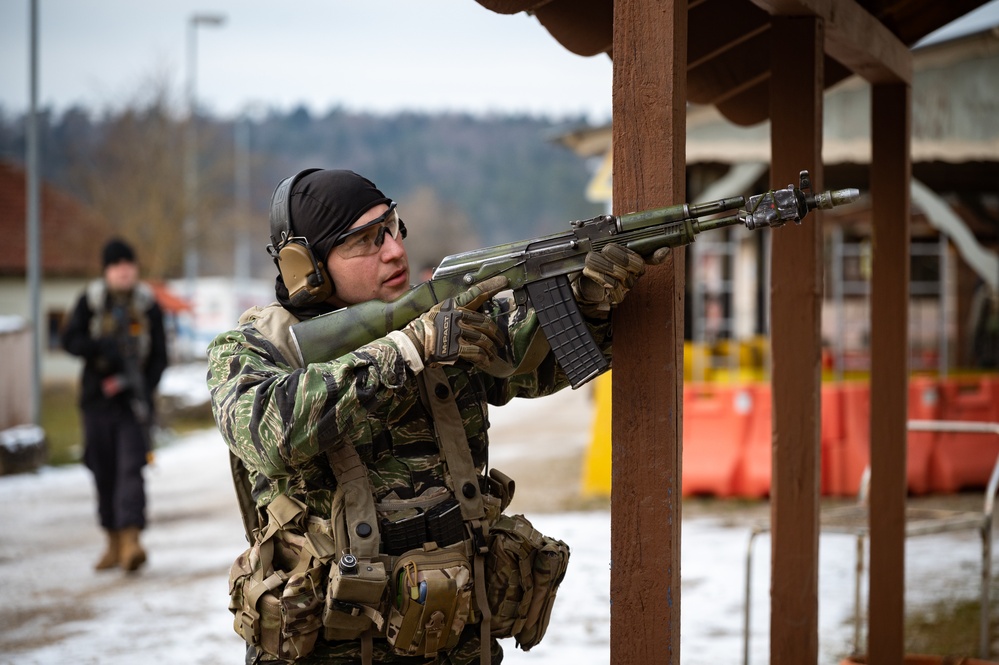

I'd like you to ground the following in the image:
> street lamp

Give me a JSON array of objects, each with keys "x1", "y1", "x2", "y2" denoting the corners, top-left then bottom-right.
[{"x1": 183, "y1": 12, "x2": 226, "y2": 297}]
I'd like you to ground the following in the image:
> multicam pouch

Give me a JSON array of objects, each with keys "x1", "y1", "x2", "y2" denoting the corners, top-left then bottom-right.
[
  {"x1": 385, "y1": 542, "x2": 474, "y2": 657},
  {"x1": 484, "y1": 513, "x2": 570, "y2": 651},
  {"x1": 323, "y1": 555, "x2": 388, "y2": 641},
  {"x1": 229, "y1": 494, "x2": 336, "y2": 660}
]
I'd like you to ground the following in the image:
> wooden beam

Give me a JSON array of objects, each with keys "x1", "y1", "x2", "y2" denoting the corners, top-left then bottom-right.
[
  {"x1": 748, "y1": 0, "x2": 912, "y2": 84},
  {"x1": 769, "y1": 15, "x2": 823, "y2": 665},
  {"x1": 868, "y1": 81, "x2": 911, "y2": 665},
  {"x1": 611, "y1": 0, "x2": 687, "y2": 662}
]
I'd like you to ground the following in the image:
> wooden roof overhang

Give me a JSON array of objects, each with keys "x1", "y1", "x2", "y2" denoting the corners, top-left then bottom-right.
[
  {"x1": 473, "y1": 3, "x2": 991, "y2": 665},
  {"x1": 477, "y1": 0, "x2": 989, "y2": 124}
]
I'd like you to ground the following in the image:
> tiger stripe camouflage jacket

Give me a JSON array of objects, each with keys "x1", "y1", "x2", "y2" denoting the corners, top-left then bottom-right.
[{"x1": 206, "y1": 294, "x2": 612, "y2": 521}]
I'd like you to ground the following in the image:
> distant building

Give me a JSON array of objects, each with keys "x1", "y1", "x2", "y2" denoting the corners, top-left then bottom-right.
[{"x1": 557, "y1": 24, "x2": 999, "y2": 377}]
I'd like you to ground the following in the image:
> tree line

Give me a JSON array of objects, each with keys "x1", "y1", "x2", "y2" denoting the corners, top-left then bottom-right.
[{"x1": 0, "y1": 92, "x2": 601, "y2": 281}]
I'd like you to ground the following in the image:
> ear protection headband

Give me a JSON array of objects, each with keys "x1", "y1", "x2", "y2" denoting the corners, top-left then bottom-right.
[{"x1": 266, "y1": 168, "x2": 334, "y2": 307}]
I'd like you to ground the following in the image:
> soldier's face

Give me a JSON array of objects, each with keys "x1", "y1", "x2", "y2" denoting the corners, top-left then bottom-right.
[
  {"x1": 325, "y1": 203, "x2": 410, "y2": 307},
  {"x1": 104, "y1": 260, "x2": 139, "y2": 293}
]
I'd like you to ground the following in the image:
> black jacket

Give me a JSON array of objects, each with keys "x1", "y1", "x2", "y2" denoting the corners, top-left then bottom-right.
[{"x1": 62, "y1": 280, "x2": 169, "y2": 412}]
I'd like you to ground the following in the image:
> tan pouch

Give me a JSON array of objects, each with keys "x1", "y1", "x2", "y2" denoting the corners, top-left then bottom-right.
[
  {"x1": 322, "y1": 554, "x2": 388, "y2": 640},
  {"x1": 228, "y1": 495, "x2": 334, "y2": 660},
  {"x1": 484, "y1": 513, "x2": 570, "y2": 651},
  {"x1": 385, "y1": 542, "x2": 473, "y2": 657}
]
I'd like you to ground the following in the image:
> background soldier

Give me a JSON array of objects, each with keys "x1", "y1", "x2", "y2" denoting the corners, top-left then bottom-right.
[{"x1": 62, "y1": 238, "x2": 168, "y2": 573}]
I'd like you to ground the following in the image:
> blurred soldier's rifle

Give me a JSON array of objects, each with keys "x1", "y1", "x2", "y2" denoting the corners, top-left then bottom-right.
[{"x1": 108, "y1": 303, "x2": 151, "y2": 435}]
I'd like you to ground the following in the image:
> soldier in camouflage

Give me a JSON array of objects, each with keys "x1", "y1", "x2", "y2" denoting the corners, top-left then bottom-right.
[{"x1": 206, "y1": 169, "x2": 650, "y2": 664}]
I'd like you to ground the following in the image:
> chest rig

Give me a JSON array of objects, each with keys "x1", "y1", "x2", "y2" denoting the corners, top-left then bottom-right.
[{"x1": 230, "y1": 303, "x2": 508, "y2": 665}]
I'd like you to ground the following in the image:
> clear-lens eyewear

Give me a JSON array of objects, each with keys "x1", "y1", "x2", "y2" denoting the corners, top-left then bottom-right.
[{"x1": 332, "y1": 203, "x2": 407, "y2": 258}]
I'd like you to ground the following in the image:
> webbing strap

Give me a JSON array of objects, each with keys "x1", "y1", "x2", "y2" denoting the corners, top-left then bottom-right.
[
  {"x1": 327, "y1": 443, "x2": 381, "y2": 559},
  {"x1": 420, "y1": 367, "x2": 492, "y2": 665},
  {"x1": 420, "y1": 367, "x2": 485, "y2": 523},
  {"x1": 361, "y1": 631, "x2": 373, "y2": 665},
  {"x1": 474, "y1": 550, "x2": 492, "y2": 665}
]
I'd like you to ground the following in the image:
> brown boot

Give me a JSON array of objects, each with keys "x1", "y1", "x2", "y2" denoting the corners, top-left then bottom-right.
[
  {"x1": 94, "y1": 530, "x2": 121, "y2": 570},
  {"x1": 119, "y1": 527, "x2": 147, "y2": 572}
]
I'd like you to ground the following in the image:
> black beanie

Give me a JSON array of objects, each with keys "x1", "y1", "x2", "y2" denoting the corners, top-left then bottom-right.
[
  {"x1": 102, "y1": 238, "x2": 136, "y2": 268},
  {"x1": 288, "y1": 169, "x2": 392, "y2": 265},
  {"x1": 273, "y1": 169, "x2": 392, "y2": 318}
]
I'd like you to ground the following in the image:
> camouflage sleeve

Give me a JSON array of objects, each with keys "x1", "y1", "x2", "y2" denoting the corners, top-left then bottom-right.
[
  {"x1": 478, "y1": 292, "x2": 613, "y2": 406},
  {"x1": 206, "y1": 322, "x2": 414, "y2": 480}
]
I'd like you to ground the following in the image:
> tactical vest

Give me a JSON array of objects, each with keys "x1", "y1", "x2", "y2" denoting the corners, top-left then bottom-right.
[
  {"x1": 228, "y1": 303, "x2": 502, "y2": 665},
  {"x1": 85, "y1": 279, "x2": 156, "y2": 366}
]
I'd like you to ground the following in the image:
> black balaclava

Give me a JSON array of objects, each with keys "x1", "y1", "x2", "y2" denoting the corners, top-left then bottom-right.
[{"x1": 274, "y1": 169, "x2": 391, "y2": 319}]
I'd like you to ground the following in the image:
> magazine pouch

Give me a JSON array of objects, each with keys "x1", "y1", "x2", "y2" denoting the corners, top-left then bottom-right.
[
  {"x1": 386, "y1": 542, "x2": 474, "y2": 657},
  {"x1": 484, "y1": 513, "x2": 570, "y2": 651}
]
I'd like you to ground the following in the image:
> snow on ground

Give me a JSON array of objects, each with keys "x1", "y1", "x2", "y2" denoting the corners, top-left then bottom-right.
[{"x1": 0, "y1": 364, "x2": 991, "y2": 664}]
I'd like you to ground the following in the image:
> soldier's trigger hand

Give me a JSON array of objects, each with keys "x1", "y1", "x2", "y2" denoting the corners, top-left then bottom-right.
[{"x1": 454, "y1": 309, "x2": 506, "y2": 368}]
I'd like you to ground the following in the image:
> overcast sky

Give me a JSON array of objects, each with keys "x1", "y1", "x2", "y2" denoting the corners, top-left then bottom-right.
[
  {"x1": 0, "y1": 0, "x2": 615, "y2": 121},
  {"x1": 2, "y1": 0, "x2": 999, "y2": 122}
]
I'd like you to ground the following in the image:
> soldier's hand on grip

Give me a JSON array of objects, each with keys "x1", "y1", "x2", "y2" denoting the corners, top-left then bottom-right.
[
  {"x1": 402, "y1": 276, "x2": 509, "y2": 370},
  {"x1": 571, "y1": 243, "x2": 647, "y2": 318}
]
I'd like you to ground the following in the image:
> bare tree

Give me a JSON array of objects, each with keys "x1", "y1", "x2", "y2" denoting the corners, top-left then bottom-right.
[
  {"x1": 400, "y1": 185, "x2": 481, "y2": 280},
  {"x1": 67, "y1": 73, "x2": 231, "y2": 280}
]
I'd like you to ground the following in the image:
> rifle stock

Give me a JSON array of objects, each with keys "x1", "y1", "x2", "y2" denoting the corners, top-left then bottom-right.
[{"x1": 290, "y1": 170, "x2": 859, "y2": 387}]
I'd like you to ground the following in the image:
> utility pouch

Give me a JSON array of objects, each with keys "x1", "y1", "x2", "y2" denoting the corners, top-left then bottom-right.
[
  {"x1": 484, "y1": 513, "x2": 570, "y2": 651},
  {"x1": 322, "y1": 555, "x2": 388, "y2": 641},
  {"x1": 385, "y1": 542, "x2": 473, "y2": 657},
  {"x1": 228, "y1": 494, "x2": 335, "y2": 660}
]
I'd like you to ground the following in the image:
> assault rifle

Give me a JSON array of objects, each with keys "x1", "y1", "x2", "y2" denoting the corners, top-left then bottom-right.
[{"x1": 290, "y1": 170, "x2": 859, "y2": 388}]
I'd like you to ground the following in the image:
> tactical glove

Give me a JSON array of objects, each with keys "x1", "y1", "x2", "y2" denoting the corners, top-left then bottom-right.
[
  {"x1": 402, "y1": 276, "x2": 510, "y2": 371},
  {"x1": 571, "y1": 243, "x2": 652, "y2": 318}
]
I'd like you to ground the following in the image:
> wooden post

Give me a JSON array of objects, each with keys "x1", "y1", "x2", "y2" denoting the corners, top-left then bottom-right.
[
  {"x1": 769, "y1": 16, "x2": 823, "y2": 665},
  {"x1": 868, "y1": 81, "x2": 911, "y2": 665},
  {"x1": 610, "y1": 0, "x2": 687, "y2": 662}
]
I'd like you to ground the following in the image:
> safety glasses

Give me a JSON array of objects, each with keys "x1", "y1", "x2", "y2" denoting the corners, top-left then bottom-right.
[{"x1": 331, "y1": 203, "x2": 407, "y2": 259}]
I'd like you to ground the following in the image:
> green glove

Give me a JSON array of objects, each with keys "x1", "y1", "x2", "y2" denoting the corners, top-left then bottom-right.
[
  {"x1": 403, "y1": 276, "x2": 510, "y2": 370},
  {"x1": 571, "y1": 243, "x2": 649, "y2": 318}
]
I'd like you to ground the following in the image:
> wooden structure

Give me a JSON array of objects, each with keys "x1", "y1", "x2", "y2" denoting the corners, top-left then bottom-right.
[{"x1": 473, "y1": 1, "x2": 992, "y2": 663}]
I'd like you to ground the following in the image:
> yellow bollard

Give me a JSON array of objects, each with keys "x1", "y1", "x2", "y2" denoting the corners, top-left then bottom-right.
[{"x1": 580, "y1": 371, "x2": 613, "y2": 497}]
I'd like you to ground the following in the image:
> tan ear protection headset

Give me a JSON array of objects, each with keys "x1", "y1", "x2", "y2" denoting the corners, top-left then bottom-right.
[{"x1": 266, "y1": 168, "x2": 335, "y2": 307}]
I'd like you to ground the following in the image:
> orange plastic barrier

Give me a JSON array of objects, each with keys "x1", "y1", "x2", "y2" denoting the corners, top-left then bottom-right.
[
  {"x1": 906, "y1": 376, "x2": 942, "y2": 494},
  {"x1": 929, "y1": 376, "x2": 999, "y2": 493},
  {"x1": 819, "y1": 383, "x2": 848, "y2": 496},
  {"x1": 581, "y1": 374, "x2": 998, "y2": 499},
  {"x1": 732, "y1": 383, "x2": 849, "y2": 498},
  {"x1": 682, "y1": 384, "x2": 754, "y2": 497},
  {"x1": 823, "y1": 382, "x2": 871, "y2": 497},
  {"x1": 732, "y1": 385, "x2": 771, "y2": 498}
]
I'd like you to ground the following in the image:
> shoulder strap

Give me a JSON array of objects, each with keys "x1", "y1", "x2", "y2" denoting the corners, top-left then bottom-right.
[
  {"x1": 419, "y1": 365, "x2": 492, "y2": 665},
  {"x1": 230, "y1": 450, "x2": 261, "y2": 542},
  {"x1": 419, "y1": 366, "x2": 485, "y2": 524},
  {"x1": 326, "y1": 443, "x2": 382, "y2": 559}
]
